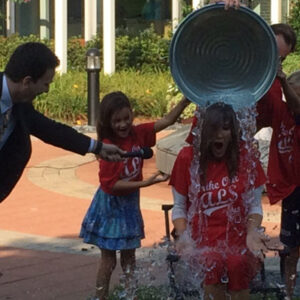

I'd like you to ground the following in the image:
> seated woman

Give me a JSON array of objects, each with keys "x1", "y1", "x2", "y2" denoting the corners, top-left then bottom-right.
[{"x1": 170, "y1": 102, "x2": 269, "y2": 300}]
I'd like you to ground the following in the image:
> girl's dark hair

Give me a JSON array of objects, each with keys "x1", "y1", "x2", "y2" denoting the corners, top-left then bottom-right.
[
  {"x1": 200, "y1": 102, "x2": 240, "y2": 182},
  {"x1": 97, "y1": 91, "x2": 132, "y2": 141}
]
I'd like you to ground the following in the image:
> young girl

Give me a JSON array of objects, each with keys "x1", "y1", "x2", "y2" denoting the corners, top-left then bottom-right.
[
  {"x1": 80, "y1": 91, "x2": 190, "y2": 300},
  {"x1": 170, "y1": 102, "x2": 269, "y2": 300}
]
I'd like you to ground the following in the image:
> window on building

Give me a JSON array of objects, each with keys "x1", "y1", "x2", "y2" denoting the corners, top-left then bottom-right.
[
  {"x1": 15, "y1": 1, "x2": 39, "y2": 36},
  {"x1": 115, "y1": 0, "x2": 172, "y2": 36},
  {"x1": 68, "y1": 0, "x2": 83, "y2": 37}
]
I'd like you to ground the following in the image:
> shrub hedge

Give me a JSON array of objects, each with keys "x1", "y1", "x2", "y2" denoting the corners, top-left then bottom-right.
[
  {"x1": 34, "y1": 70, "x2": 172, "y2": 124},
  {"x1": 0, "y1": 28, "x2": 169, "y2": 73}
]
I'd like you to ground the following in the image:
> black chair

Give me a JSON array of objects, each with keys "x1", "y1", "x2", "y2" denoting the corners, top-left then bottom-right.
[{"x1": 161, "y1": 204, "x2": 288, "y2": 300}]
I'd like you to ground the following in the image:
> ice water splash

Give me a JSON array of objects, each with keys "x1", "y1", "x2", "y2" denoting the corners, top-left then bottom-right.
[
  {"x1": 169, "y1": 103, "x2": 262, "y2": 299},
  {"x1": 110, "y1": 236, "x2": 204, "y2": 299},
  {"x1": 236, "y1": 104, "x2": 260, "y2": 215},
  {"x1": 188, "y1": 106, "x2": 206, "y2": 245},
  {"x1": 206, "y1": 91, "x2": 257, "y2": 112},
  {"x1": 111, "y1": 240, "x2": 170, "y2": 299},
  {"x1": 109, "y1": 103, "x2": 287, "y2": 299}
]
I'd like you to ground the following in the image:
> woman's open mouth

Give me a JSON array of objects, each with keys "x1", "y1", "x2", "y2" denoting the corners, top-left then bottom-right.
[
  {"x1": 211, "y1": 141, "x2": 226, "y2": 158},
  {"x1": 214, "y1": 142, "x2": 223, "y2": 150}
]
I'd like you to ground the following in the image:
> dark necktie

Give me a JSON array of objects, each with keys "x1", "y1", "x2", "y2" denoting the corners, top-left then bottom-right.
[{"x1": 0, "y1": 109, "x2": 12, "y2": 140}]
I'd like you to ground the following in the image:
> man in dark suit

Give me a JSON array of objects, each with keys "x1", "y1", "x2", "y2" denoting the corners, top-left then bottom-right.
[{"x1": 0, "y1": 42, "x2": 124, "y2": 202}]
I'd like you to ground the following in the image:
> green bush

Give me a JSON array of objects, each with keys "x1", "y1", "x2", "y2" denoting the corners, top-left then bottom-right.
[
  {"x1": 33, "y1": 70, "x2": 173, "y2": 123},
  {"x1": 67, "y1": 37, "x2": 87, "y2": 71},
  {"x1": 283, "y1": 52, "x2": 300, "y2": 75},
  {"x1": 115, "y1": 35, "x2": 142, "y2": 70},
  {"x1": 34, "y1": 71, "x2": 87, "y2": 123},
  {"x1": 166, "y1": 83, "x2": 196, "y2": 120},
  {"x1": 0, "y1": 29, "x2": 170, "y2": 72},
  {"x1": 115, "y1": 26, "x2": 170, "y2": 72},
  {"x1": 67, "y1": 36, "x2": 102, "y2": 71},
  {"x1": 137, "y1": 27, "x2": 170, "y2": 72},
  {"x1": 100, "y1": 70, "x2": 172, "y2": 117},
  {"x1": 69, "y1": 27, "x2": 171, "y2": 72},
  {"x1": 289, "y1": 0, "x2": 300, "y2": 53},
  {"x1": 0, "y1": 34, "x2": 50, "y2": 70}
]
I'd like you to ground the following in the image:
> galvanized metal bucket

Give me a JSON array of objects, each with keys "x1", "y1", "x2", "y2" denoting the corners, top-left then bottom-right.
[{"x1": 170, "y1": 3, "x2": 278, "y2": 109}]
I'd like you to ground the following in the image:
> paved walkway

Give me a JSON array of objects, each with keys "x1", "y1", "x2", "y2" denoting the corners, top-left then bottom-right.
[{"x1": 0, "y1": 130, "x2": 298, "y2": 299}]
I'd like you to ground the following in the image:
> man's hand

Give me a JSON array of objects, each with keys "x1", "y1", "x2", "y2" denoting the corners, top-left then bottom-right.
[
  {"x1": 210, "y1": 0, "x2": 241, "y2": 9},
  {"x1": 99, "y1": 143, "x2": 126, "y2": 161},
  {"x1": 224, "y1": 0, "x2": 240, "y2": 9}
]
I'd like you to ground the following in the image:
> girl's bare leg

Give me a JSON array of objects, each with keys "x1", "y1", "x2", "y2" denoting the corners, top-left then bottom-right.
[
  {"x1": 120, "y1": 249, "x2": 136, "y2": 273},
  {"x1": 120, "y1": 249, "x2": 136, "y2": 298},
  {"x1": 96, "y1": 248, "x2": 117, "y2": 300},
  {"x1": 204, "y1": 284, "x2": 249, "y2": 300},
  {"x1": 228, "y1": 289, "x2": 250, "y2": 300},
  {"x1": 204, "y1": 283, "x2": 227, "y2": 300}
]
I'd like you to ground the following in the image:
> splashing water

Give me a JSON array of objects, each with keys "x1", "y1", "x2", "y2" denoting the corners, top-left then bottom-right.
[
  {"x1": 108, "y1": 103, "x2": 291, "y2": 300},
  {"x1": 236, "y1": 104, "x2": 260, "y2": 215},
  {"x1": 166, "y1": 103, "x2": 263, "y2": 299}
]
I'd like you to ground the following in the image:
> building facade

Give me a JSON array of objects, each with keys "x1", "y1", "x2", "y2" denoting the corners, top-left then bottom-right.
[
  {"x1": 0, "y1": 0, "x2": 292, "y2": 73},
  {"x1": 0, "y1": 0, "x2": 291, "y2": 37}
]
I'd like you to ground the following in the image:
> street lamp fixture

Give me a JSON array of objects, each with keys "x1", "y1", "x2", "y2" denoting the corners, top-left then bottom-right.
[
  {"x1": 86, "y1": 48, "x2": 101, "y2": 71},
  {"x1": 86, "y1": 48, "x2": 100, "y2": 126}
]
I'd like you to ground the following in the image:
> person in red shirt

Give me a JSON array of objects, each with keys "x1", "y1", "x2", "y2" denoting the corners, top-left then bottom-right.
[
  {"x1": 170, "y1": 102, "x2": 268, "y2": 300},
  {"x1": 80, "y1": 91, "x2": 190, "y2": 300},
  {"x1": 256, "y1": 24, "x2": 300, "y2": 299}
]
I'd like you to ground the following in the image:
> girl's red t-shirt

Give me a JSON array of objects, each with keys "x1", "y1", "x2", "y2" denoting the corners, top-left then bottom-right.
[
  {"x1": 169, "y1": 145, "x2": 266, "y2": 248},
  {"x1": 256, "y1": 78, "x2": 300, "y2": 204},
  {"x1": 99, "y1": 122, "x2": 156, "y2": 195}
]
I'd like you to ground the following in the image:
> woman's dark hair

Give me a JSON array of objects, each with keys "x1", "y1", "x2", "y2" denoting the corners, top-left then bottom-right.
[
  {"x1": 271, "y1": 23, "x2": 297, "y2": 52},
  {"x1": 200, "y1": 102, "x2": 240, "y2": 182},
  {"x1": 97, "y1": 91, "x2": 132, "y2": 141},
  {"x1": 4, "y1": 42, "x2": 60, "y2": 83}
]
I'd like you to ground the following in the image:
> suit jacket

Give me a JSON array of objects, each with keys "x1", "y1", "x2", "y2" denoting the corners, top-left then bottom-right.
[{"x1": 0, "y1": 72, "x2": 92, "y2": 202}]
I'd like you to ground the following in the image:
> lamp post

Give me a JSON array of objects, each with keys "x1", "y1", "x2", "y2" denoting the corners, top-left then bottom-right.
[{"x1": 86, "y1": 48, "x2": 100, "y2": 126}]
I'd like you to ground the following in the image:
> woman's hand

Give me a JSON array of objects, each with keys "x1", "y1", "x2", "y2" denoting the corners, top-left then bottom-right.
[
  {"x1": 175, "y1": 230, "x2": 195, "y2": 255},
  {"x1": 246, "y1": 227, "x2": 270, "y2": 261}
]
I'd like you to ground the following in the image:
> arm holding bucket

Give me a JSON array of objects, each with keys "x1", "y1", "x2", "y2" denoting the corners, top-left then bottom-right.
[
  {"x1": 209, "y1": 0, "x2": 241, "y2": 9},
  {"x1": 154, "y1": 97, "x2": 190, "y2": 133},
  {"x1": 282, "y1": 70, "x2": 300, "y2": 116}
]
